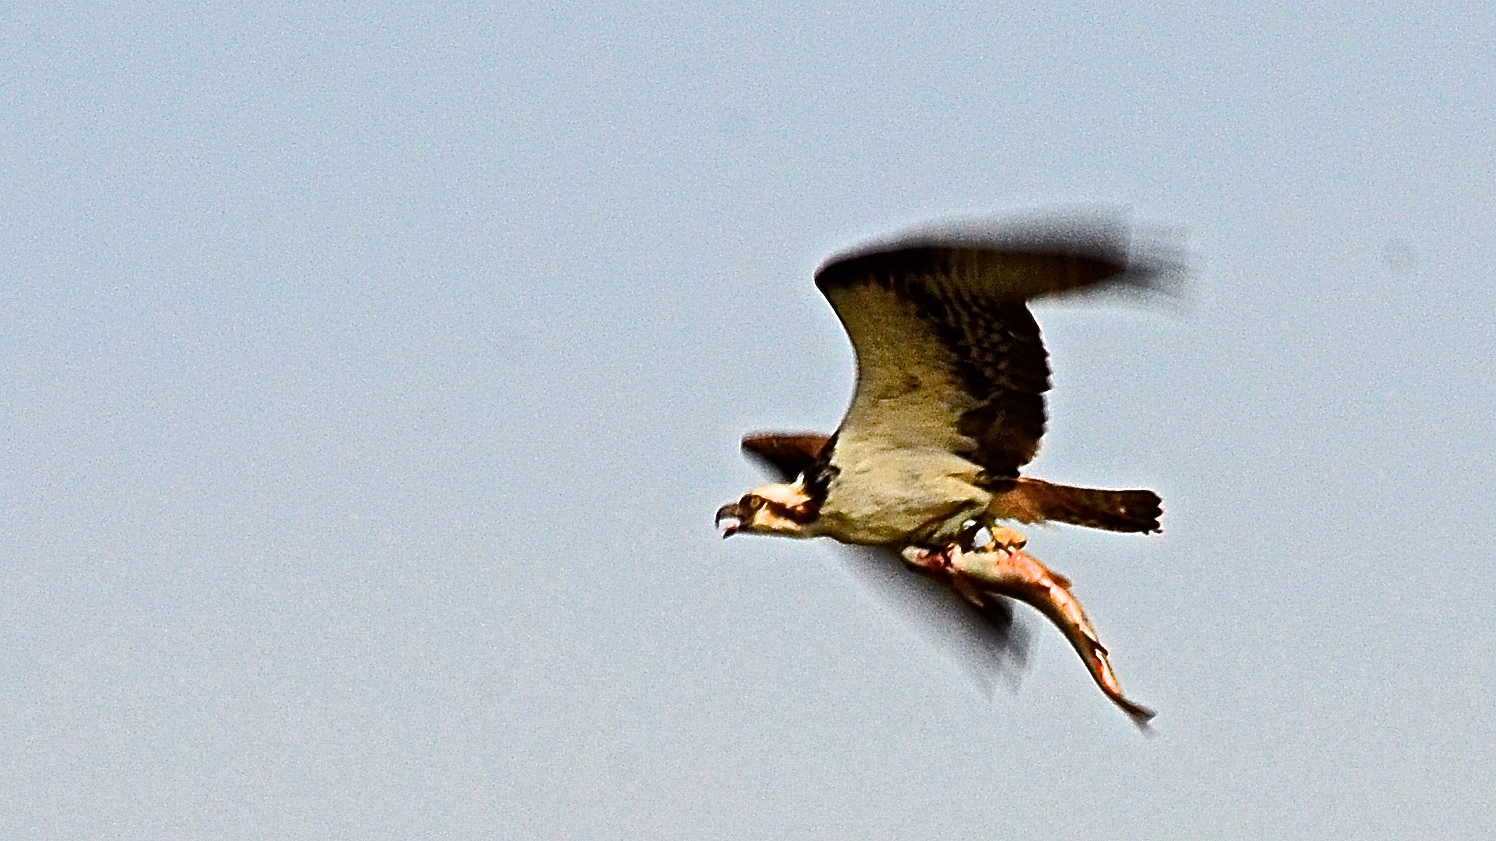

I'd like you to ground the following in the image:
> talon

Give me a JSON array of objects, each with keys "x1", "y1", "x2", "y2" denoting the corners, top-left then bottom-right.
[
  {"x1": 960, "y1": 521, "x2": 1027, "y2": 553},
  {"x1": 986, "y1": 526, "x2": 1028, "y2": 553}
]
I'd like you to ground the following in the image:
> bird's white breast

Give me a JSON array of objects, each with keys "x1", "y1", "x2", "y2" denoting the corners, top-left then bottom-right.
[{"x1": 815, "y1": 445, "x2": 990, "y2": 546}]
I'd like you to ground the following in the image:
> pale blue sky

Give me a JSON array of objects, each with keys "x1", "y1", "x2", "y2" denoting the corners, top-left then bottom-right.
[{"x1": 2, "y1": 2, "x2": 1494, "y2": 838}]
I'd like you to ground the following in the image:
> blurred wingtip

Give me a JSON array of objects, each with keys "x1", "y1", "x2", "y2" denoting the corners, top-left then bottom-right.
[
  {"x1": 835, "y1": 206, "x2": 1193, "y2": 311},
  {"x1": 833, "y1": 546, "x2": 1036, "y2": 697}
]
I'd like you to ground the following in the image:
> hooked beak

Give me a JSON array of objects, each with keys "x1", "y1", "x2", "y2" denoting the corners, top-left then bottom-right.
[{"x1": 715, "y1": 502, "x2": 744, "y2": 538}]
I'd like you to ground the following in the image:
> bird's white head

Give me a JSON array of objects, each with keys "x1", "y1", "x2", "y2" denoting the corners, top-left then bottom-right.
[{"x1": 715, "y1": 482, "x2": 816, "y2": 539}]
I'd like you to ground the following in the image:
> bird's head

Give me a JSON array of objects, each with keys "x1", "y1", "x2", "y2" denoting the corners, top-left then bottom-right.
[{"x1": 715, "y1": 482, "x2": 814, "y2": 538}]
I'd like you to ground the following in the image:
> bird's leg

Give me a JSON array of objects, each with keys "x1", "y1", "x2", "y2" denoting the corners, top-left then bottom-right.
[
  {"x1": 946, "y1": 542, "x2": 1155, "y2": 729},
  {"x1": 979, "y1": 525, "x2": 1029, "y2": 553},
  {"x1": 950, "y1": 517, "x2": 1028, "y2": 554}
]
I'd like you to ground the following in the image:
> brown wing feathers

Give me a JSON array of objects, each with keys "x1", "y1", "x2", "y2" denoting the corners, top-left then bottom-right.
[
  {"x1": 740, "y1": 432, "x2": 830, "y2": 482},
  {"x1": 989, "y1": 478, "x2": 1162, "y2": 534},
  {"x1": 816, "y1": 251, "x2": 1055, "y2": 479},
  {"x1": 814, "y1": 232, "x2": 1154, "y2": 481}
]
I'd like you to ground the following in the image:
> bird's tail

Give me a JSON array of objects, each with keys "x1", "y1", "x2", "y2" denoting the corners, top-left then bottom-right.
[{"x1": 990, "y1": 478, "x2": 1162, "y2": 534}]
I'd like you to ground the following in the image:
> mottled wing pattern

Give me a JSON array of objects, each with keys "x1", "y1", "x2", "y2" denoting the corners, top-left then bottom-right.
[{"x1": 815, "y1": 232, "x2": 1145, "y2": 480}]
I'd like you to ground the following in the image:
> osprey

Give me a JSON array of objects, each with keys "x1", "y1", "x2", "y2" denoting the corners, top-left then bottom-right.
[{"x1": 716, "y1": 218, "x2": 1169, "y2": 727}]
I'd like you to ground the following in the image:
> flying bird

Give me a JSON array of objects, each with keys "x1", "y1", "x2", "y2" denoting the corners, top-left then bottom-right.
[{"x1": 715, "y1": 216, "x2": 1172, "y2": 727}]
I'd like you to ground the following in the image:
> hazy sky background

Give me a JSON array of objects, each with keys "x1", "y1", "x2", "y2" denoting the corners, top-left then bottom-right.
[{"x1": 3, "y1": 2, "x2": 1494, "y2": 838}]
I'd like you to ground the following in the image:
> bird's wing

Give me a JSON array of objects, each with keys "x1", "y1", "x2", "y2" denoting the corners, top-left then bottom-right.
[
  {"x1": 740, "y1": 432, "x2": 831, "y2": 481},
  {"x1": 841, "y1": 545, "x2": 1032, "y2": 696},
  {"x1": 815, "y1": 221, "x2": 1156, "y2": 480}
]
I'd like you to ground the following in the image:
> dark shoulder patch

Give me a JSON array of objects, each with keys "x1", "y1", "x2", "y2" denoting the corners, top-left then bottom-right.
[{"x1": 802, "y1": 431, "x2": 840, "y2": 504}]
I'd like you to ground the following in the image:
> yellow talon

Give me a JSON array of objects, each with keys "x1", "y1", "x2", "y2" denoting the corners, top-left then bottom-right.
[{"x1": 984, "y1": 526, "x2": 1028, "y2": 552}]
